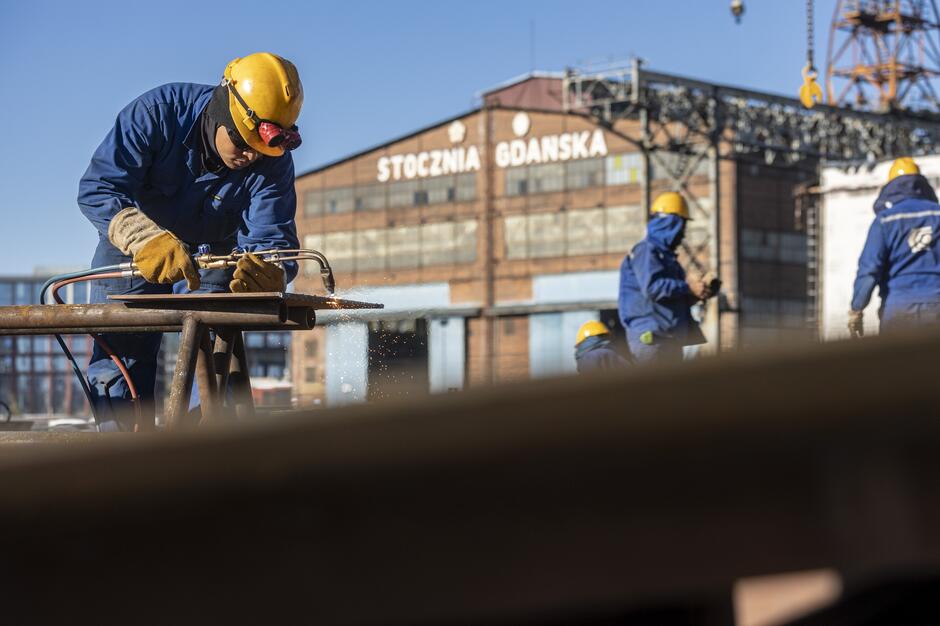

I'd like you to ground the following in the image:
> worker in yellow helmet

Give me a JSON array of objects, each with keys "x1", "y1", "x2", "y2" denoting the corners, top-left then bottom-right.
[
  {"x1": 574, "y1": 320, "x2": 630, "y2": 373},
  {"x1": 618, "y1": 192, "x2": 720, "y2": 362},
  {"x1": 78, "y1": 53, "x2": 304, "y2": 431},
  {"x1": 848, "y1": 156, "x2": 940, "y2": 338}
]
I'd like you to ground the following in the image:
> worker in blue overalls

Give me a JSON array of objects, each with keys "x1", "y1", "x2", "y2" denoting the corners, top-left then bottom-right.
[
  {"x1": 574, "y1": 320, "x2": 631, "y2": 373},
  {"x1": 78, "y1": 52, "x2": 304, "y2": 431},
  {"x1": 849, "y1": 157, "x2": 940, "y2": 337},
  {"x1": 618, "y1": 192, "x2": 719, "y2": 363}
]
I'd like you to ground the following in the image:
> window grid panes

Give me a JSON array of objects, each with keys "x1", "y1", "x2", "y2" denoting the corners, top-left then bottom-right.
[
  {"x1": 504, "y1": 205, "x2": 645, "y2": 260},
  {"x1": 309, "y1": 175, "x2": 479, "y2": 215},
  {"x1": 304, "y1": 220, "x2": 478, "y2": 274}
]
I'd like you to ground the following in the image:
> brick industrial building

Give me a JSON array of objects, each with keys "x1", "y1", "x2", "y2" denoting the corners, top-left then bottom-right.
[{"x1": 290, "y1": 72, "x2": 813, "y2": 407}]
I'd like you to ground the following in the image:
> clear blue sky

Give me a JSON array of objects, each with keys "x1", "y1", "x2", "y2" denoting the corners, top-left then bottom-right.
[{"x1": 0, "y1": 0, "x2": 838, "y2": 275}]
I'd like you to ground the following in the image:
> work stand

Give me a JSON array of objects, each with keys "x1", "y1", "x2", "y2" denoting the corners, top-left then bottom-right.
[{"x1": 0, "y1": 292, "x2": 382, "y2": 431}]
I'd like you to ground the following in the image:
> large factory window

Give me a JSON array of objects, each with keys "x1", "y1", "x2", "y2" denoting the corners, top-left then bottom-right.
[
  {"x1": 388, "y1": 226, "x2": 421, "y2": 270},
  {"x1": 605, "y1": 205, "x2": 646, "y2": 252},
  {"x1": 421, "y1": 222, "x2": 455, "y2": 266},
  {"x1": 425, "y1": 176, "x2": 453, "y2": 204},
  {"x1": 388, "y1": 180, "x2": 416, "y2": 208},
  {"x1": 567, "y1": 208, "x2": 606, "y2": 256},
  {"x1": 325, "y1": 187, "x2": 354, "y2": 214},
  {"x1": 304, "y1": 220, "x2": 478, "y2": 275},
  {"x1": 530, "y1": 163, "x2": 565, "y2": 194},
  {"x1": 308, "y1": 175, "x2": 477, "y2": 215},
  {"x1": 456, "y1": 173, "x2": 477, "y2": 201},
  {"x1": 528, "y1": 213, "x2": 566, "y2": 257},
  {"x1": 506, "y1": 168, "x2": 528, "y2": 196},
  {"x1": 566, "y1": 158, "x2": 604, "y2": 189},
  {"x1": 355, "y1": 184, "x2": 386, "y2": 211},
  {"x1": 355, "y1": 229, "x2": 388, "y2": 272},
  {"x1": 503, "y1": 205, "x2": 645, "y2": 260},
  {"x1": 606, "y1": 153, "x2": 642, "y2": 185},
  {"x1": 508, "y1": 158, "x2": 603, "y2": 196},
  {"x1": 454, "y1": 220, "x2": 478, "y2": 263},
  {"x1": 324, "y1": 231, "x2": 355, "y2": 272},
  {"x1": 504, "y1": 215, "x2": 528, "y2": 260},
  {"x1": 304, "y1": 189, "x2": 323, "y2": 216}
]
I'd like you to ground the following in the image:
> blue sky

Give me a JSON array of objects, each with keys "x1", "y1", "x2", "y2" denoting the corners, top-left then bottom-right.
[{"x1": 0, "y1": 0, "x2": 838, "y2": 274}]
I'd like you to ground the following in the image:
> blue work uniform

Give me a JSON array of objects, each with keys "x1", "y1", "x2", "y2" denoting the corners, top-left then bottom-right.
[
  {"x1": 851, "y1": 174, "x2": 940, "y2": 330},
  {"x1": 618, "y1": 214, "x2": 691, "y2": 362},
  {"x1": 77, "y1": 83, "x2": 300, "y2": 431},
  {"x1": 575, "y1": 335, "x2": 630, "y2": 373}
]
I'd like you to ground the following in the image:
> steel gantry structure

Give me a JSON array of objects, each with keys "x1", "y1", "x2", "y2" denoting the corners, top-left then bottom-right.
[
  {"x1": 563, "y1": 60, "x2": 940, "y2": 347},
  {"x1": 826, "y1": 0, "x2": 940, "y2": 111}
]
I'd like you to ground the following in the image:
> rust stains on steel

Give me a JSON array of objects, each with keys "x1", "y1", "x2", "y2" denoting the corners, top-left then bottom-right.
[{"x1": 0, "y1": 292, "x2": 380, "y2": 335}]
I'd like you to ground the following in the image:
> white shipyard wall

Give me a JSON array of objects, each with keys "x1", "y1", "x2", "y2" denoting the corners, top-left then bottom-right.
[{"x1": 820, "y1": 156, "x2": 940, "y2": 340}]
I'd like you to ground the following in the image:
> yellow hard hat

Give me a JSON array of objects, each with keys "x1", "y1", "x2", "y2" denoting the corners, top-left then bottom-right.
[
  {"x1": 223, "y1": 52, "x2": 304, "y2": 157},
  {"x1": 576, "y1": 320, "x2": 610, "y2": 346},
  {"x1": 651, "y1": 192, "x2": 691, "y2": 220},
  {"x1": 888, "y1": 157, "x2": 920, "y2": 182}
]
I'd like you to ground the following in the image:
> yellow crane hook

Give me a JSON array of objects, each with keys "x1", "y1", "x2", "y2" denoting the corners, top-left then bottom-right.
[{"x1": 799, "y1": 63, "x2": 823, "y2": 108}]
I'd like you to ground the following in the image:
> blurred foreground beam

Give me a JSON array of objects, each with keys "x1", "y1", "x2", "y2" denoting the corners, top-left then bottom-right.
[{"x1": 1, "y1": 330, "x2": 940, "y2": 624}]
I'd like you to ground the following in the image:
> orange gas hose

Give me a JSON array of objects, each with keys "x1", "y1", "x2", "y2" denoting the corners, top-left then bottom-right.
[{"x1": 51, "y1": 274, "x2": 144, "y2": 429}]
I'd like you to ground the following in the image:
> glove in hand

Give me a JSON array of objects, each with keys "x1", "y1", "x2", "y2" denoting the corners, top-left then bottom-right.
[
  {"x1": 135, "y1": 232, "x2": 201, "y2": 291},
  {"x1": 230, "y1": 253, "x2": 286, "y2": 293},
  {"x1": 847, "y1": 309, "x2": 864, "y2": 338}
]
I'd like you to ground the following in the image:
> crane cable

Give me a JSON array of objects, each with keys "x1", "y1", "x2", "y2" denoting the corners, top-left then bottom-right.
[{"x1": 799, "y1": 0, "x2": 824, "y2": 108}]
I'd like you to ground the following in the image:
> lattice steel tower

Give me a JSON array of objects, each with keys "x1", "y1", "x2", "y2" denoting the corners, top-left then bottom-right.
[{"x1": 826, "y1": 0, "x2": 940, "y2": 111}]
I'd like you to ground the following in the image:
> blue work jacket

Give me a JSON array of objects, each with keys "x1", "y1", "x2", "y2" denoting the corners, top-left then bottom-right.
[
  {"x1": 575, "y1": 336, "x2": 630, "y2": 373},
  {"x1": 618, "y1": 214, "x2": 692, "y2": 343},
  {"x1": 78, "y1": 83, "x2": 299, "y2": 281},
  {"x1": 852, "y1": 174, "x2": 940, "y2": 317}
]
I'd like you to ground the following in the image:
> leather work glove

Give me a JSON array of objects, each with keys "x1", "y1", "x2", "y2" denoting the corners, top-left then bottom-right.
[
  {"x1": 109, "y1": 208, "x2": 200, "y2": 291},
  {"x1": 848, "y1": 309, "x2": 864, "y2": 338},
  {"x1": 229, "y1": 253, "x2": 286, "y2": 293}
]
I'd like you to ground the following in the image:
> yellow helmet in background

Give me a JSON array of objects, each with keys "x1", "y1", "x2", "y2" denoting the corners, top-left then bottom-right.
[
  {"x1": 888, "y1": 157, "x2": 920, "y2": 182},
  {"x1": 650, "y1": 192, "x2": 691, "y2": 220},
  {"x1": 576, "y1": 320, "x2": 610, "y2": 346},
  {"x1": 223, "y1": 52, "x2": 304, "y2": 157}
]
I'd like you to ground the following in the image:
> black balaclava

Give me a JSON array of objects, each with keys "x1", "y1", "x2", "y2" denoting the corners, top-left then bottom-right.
[{"x1": 199, "y1": 85, "x2": 236, "y2": 174}]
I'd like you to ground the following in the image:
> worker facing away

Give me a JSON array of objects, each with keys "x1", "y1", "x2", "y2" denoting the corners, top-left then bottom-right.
[
  {"x1": 618, "y1": 193, "x2": 720, "y2": 363},
  {"x1": 78, "y1": 52, "x2": 304, "y2": 431},
  {"x1": 574, "y1": 321, "x2": 631, "y2": 373},
  {"x1": 849, "y1": 157, "x2": 940, "y2": 337}
]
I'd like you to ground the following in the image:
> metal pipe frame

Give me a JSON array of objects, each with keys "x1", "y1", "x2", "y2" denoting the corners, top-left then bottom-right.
[
  {"x1": 0, "y1": 293, "x2": 381, "y2": 431},
  {"x1": 0, "y1": 303, "x2": 285, "y2": 333},
  {"x1": 165, "y1": 315, "x2": 202, "y2": 429}
]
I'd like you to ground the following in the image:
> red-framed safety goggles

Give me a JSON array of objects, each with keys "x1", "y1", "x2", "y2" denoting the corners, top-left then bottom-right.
[{"x1": 226, "y1": 82, "x2": 302, "y2": 151}]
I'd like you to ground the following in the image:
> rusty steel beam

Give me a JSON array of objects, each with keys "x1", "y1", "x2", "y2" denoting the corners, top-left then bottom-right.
[
  {"x1": 195, "y1": 329, "x2": 220, "y2": 426},
  {"x1": 213, "y1": 329, "x2": 235, "y2": 393},
  {"x1": 0, "y1": 320, "x2": 319, "y2": 335},
  {"x1": 229, "y1": 331, "x2": 255, "y2": 420},
  {"x1": 0, "y1": 303, "x2": 285, "y2": 333},
  {"x1": 164, "y1": 316, "x2": 202, "y2": 430}
]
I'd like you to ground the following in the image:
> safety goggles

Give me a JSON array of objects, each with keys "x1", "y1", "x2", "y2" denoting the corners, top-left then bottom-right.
[{"x1": 225, "y1": 81, "x2": 302, "y2": 151}]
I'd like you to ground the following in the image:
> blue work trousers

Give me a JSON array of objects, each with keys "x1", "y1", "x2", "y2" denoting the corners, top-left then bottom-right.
[
  {"x1": 880, "y1": 300, "x2": 940, "y2": 334},
  {"x1": 87, "y1": 237, "x2": 233, "y2": 432},
  {"x1": 627, "y1": 337, "x2": 684, "y2": 364}
]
